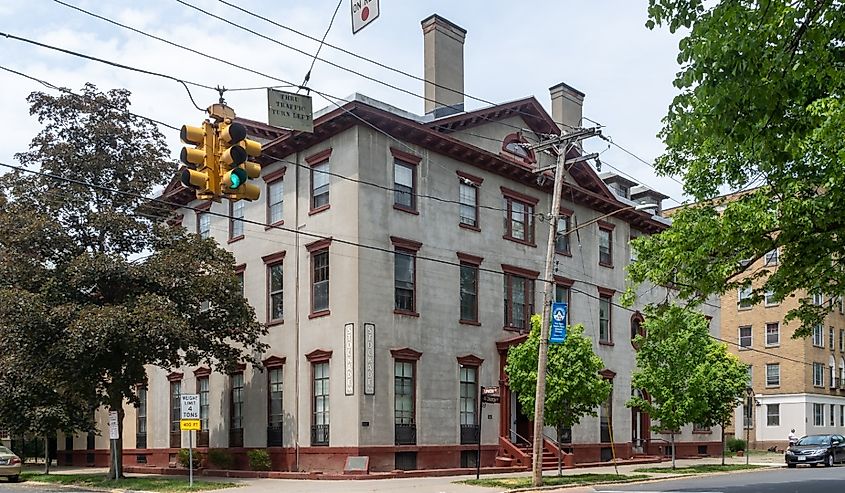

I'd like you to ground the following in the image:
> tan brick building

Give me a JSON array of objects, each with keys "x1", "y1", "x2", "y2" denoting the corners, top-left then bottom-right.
[{"x1": 721, "y1": 250, "x2": 845, "y2": 449}]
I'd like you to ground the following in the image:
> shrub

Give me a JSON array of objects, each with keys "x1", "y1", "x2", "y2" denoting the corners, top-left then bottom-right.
[
  {"x1": 207, "y1": 448, "x2": 235, "y2": 470},
  {"x1": 248, "y1": 449, "x2": 271, "y2": 471},
  {"x1": 178, "y1": 448, "x2": 201, "y2": 469},
  {"x1": 726, "y1": 437, "x2": 746, "y2": 452}
]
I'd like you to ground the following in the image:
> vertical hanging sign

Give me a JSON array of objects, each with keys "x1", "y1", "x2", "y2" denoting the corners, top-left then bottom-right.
[
  {"x1": 550, "y1": 302, "x2": 568, "y2": 344},
  {"x1": 351, "y1": 0, "x2": 380, "y2": 34},
  {"x1": 364, "y1": 323, "x2": 375, "y2": 394},
  {"x1": 344, "y1": 323, "x2": 354, "y2": 395}
]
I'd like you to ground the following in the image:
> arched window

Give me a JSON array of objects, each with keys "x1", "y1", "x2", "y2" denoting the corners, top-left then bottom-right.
[
  {"x1": 839, "y1": 357, "x2": 845, "y2": 389},
  {"x1": 630, "y1": 312, "x2": 645, "y2": 348},
  {"x1": 829, "y1": 355, "x2": 837, "y2": 389},
  {"x1": 502, "y1": 133, "x2": 536, "y2": 164}
]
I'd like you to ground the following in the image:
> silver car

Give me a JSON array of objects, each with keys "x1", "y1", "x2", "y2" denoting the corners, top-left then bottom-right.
[{"x1": 0, "y1": 446, "x2": 21, "y2": 482}]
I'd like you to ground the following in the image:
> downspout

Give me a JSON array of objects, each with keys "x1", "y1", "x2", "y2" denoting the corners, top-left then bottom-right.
[{"x1": 294, "y1": 150, "x2": 302, "y2": 471}]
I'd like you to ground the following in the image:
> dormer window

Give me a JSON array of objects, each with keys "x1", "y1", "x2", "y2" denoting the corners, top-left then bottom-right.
[{"x1": 502, "y1": 133, "x2": 535, "y2": 164}]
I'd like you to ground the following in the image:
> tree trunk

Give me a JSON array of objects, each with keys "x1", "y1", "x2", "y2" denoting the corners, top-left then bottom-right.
[
  {"x1": 107, "y1": 393, "x2": 125, "y2": 480},
  {"x1": 670, "y1": 432, "x2": 676, "y2": 469},
  {"x1": 556, "y1": 424, "x2": 562, "y2": 477},
  {"x1": 720, "y1": 423, "x2": 725, "y2": 466},
  {"x1": 43, "y1": 435, "x2": 50, "y2": 474}
]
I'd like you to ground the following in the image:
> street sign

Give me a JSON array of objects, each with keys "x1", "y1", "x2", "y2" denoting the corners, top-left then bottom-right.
[
  {"x1": 351, "y1": 0, "x2": 380, "y2": 34},
  {"x1": 107, "y1": 411, "x2": 119, "y2": 439},
  {"x1": 550, "y1": 302, "x2": 568, "y2": 344},
  {"x1": 481, "y1": 386, "x2": 500, "y2": 404},
  {"x1": 180, "y1": 419, "x2": 201, "y2": 431},
  {"x1": 181, "y1": 394, "x2": 200, "y2": 420},
  {"x1": 267, "y1": 89, "x2": 314, "y2": 133}
]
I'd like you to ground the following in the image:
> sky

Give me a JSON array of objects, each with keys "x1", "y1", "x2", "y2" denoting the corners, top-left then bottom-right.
[{"x1": 0, "y1": 0, "x2": 690, "y2": 205}]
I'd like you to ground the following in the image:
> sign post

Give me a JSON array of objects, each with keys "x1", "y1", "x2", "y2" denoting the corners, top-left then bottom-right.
[
  {"x1": 108, "y1": 411, "x2": 119, "y2": 480},
  {"x1": 180, "y1": 394, "x2": 200, "y2": 487},
  {"x1": 478, "y1": 386, "x2": 501, "y2": 479},
  {"x1": 549, "y1": 302, "x2": 568, "y2": 344}
]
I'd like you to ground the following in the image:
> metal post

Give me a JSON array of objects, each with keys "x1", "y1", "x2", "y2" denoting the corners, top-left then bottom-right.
[
  {"x1": 745, "y1": 396, "x2": 750, "y2": 466},
  {"x1": 476, "y1": 399, "x2": 483, "y2": 480},
  {"x1": 531, "y1": 146, "x2": 567, "y2": 486},
  {"x1": 112, "y1": 439, "x2": 119, "y2": 480},
  {"x1": 189, "y1": 430, "x2": 194, "y2": 487}
]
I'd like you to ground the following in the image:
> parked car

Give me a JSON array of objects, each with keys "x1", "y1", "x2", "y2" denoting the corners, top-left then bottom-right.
[
  {"x1": 0, "y1": 446, "x2": 21, "y2": 482},
  {"x1": 785, "y1": 434, "x2": 845, "y2": 468}
]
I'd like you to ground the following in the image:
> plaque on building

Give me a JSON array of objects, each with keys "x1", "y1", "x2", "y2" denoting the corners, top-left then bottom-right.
[
  {"x1": 345, "y1": 323, "x2": 354, "y2": 395},
  {"x1": 364, "y1": 323, "x2": 375, "y2": 395}
]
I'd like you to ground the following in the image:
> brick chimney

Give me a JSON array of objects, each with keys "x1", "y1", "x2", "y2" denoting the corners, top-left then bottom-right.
[
  {"x1": 421, "y1": 14, "x2": 466, "y2": 118},
  {"x1": 549, "y1": 82, "x2": 585, "y2": 131}
]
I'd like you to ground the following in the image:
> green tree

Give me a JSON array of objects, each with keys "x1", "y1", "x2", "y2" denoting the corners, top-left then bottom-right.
[
  {"x1": 505, "y1": 315, "x2": 611, "y2": 477},
  {"x1": 629, "y1": 1, "x2": 845, "y2": 335},
  {"x1": 0, "y1": 84, "x2": 267, "y2": 479},
  {"x1": 690, "y1": 343, "x2": 749, "y2": 465},
  {"x1": 628, "y1": 305, "x2": 711, "y2": 469}
]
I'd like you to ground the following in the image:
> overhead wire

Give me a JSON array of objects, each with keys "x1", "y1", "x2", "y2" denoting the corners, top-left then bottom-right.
[{"x1": 298, "y1": 0, "x2": 343, "y2": 91}]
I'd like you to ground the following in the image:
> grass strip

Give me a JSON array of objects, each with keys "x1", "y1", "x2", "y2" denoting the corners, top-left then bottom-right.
[
  {"x1": 21, "y1": 472, "x2": 237, "y2": 492},
  {"x1": 633, "y1": 464, "x2": 766, "y2": 474},
  {"x1": 460, "y1": 473, "x2": 651, "y2": 490}
]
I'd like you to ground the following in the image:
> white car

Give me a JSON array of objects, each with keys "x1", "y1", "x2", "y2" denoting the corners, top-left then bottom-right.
[{"x1": 0, "y1": 446, "x2": 22, "y2": 482}]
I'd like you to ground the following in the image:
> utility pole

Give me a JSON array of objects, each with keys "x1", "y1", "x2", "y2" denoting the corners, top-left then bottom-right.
[{"x1": 525, "y1": 127, "x2": 600, "y2": 487}]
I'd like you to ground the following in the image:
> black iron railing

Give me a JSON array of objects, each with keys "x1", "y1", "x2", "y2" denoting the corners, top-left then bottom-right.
[
  {"x1": 460, "y1": 424, "x2": 479, "y2": 444},
  {"x1": 395, "y1": 423, "x2": 417, "y2": 445},
  {"x1": 267, "y1": 425, "x2": 283, "y2": 447},
  {"x1": 311, "y1": 424, "x2": 329, "y2": 446}
]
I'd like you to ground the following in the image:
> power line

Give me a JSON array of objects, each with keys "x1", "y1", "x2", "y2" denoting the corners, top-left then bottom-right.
[{"x1": 298, "y1": 0, "x2": 343, "y2": 90}]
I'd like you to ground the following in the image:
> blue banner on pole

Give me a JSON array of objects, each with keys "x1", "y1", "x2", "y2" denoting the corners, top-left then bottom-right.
[{"x1": 550, "y1": 302, "x2": 567, "y2": 344}]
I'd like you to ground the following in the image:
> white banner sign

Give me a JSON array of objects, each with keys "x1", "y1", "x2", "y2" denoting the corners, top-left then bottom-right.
[
  {"x1": 108, "y1": 411, "x2": 119, "y2": 440},
  {"x1": 351, "y1": 0, "x2": 379, "y2": 34},
  {"x1": 181, "y1": 394, "x2": 200, "y2": 420},
  {"x1": 345, "y1": 323, "x2": 354, "y2": 395}
]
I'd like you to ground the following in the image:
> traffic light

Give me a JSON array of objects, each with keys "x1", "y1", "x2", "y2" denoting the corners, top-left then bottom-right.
[
  {"x1": 179, "y1": 121, "x2": 219, "y2": 200},
  {"x1": 218, "y1": 120, "x2": 262, "y2": 201}
]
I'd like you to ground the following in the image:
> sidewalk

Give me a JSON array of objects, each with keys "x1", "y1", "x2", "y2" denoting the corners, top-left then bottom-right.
[{"x1": 26, "y1": 454, "x2": 785, "y2": 493}]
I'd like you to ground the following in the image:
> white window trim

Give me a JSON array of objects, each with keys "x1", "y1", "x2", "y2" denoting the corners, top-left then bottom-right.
[
  {"x1": 765, "y1": 363, "x2": 780, "y2": 387},
  {"x1": 765, "y1": 323, "x2": 780, "y2": 348},
  {"x1": 765, "y1": 404, "x2": 780, "y2": 427},
  {"x1": 738, "y1": 286, "x2": 753, "y2": 310},
  {"x1": 764, "y1": 290, "x2": 778, "y2": 307}
]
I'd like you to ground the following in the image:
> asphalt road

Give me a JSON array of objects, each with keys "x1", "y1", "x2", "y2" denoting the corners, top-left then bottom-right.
[
  {"x1": 0, "y1": 482, "x2": 98, "y2": 493},
  {"x1": 593, "y1": 466, "x2": 845, "y2": 493}
]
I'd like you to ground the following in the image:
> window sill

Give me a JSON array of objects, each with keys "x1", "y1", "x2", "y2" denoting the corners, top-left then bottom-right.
[
  {"x1": 765, "y1": 384, "x2": 780, "y2": 388},
  {"x1": 460, "y1": 319, "x2": 481, "y2": 326},
  {"x1": 598, "y1": 261, "x2": 614, "y2": 269},
  {"x1": 228, "y1": 235, "x2": 244, "y2": 244},
  {"x1": 737, "y1": 306, "x2": 753, "y2": 311},
  {"x1": 502, "y1": 235, "x2": 536, "y2": 248},
  {"x1": 309, "y1": 204, "x2": 331, "y2": 216},
  {"x1": 764, "y1": 303, "x2": 780, "y2": 308},
  {"x1": 765, "y1": 344, "x2": 780, "y2": 348},
  {"x1": 555, "y1": 250, "x2": 572, "y2": 257},
  {"x1": 393, "y1": 204, "x2": 419, "y2": 215},
  {"x1": 459, "y1": 222, "x2": 480, "y2": 232},
  {"x1": 599, "y1": 340, "x2": 614, "y2": 346},
  {"x1": 309, "y1": 310, "x2": 331, "y2": 319},
  {"x1": 503, "y1": 326, "x2": 529, "y2": 333},
  {"x1": 393, "y1": 309, "x2": 419, "y2": 317},
  {"x1": 267, "y1": 319, "x2": 284, "y2": 328},
  {"x1": 739, "y1": 346, "x2": 751, "y2": 351},
  {"x1": 264, "y1": 220, "x2": 285, "y2": 231}
]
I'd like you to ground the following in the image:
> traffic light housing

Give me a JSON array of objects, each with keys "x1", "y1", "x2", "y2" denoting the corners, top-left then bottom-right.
[
  {"x1": 179, "y1": 121, "x2": 219, "y2": 200},
  {"x1": 218, "y1": 120, "x2": 262, "y2": 201}
]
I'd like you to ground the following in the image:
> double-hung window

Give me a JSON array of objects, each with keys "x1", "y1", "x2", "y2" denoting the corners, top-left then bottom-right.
[
  {"x1": 136, "y1": 386, "x2": 147, "y2": 449},
  {"x1": 765, "y1": 322, "x2": 779, "y2": 346},
  {"x1": 504, "y1": 271, "x2": 534, "y2": 330},
  {"x1": 198, "y1": 377, "x2": 209, "y2": 432},
  {"x1": 269, "y1": 262, "x2": 283, "y2": 322},
  {"x1": 764, "y1": 248, "x2": 779, "y2": 266},
  {"x1": 555, "y1": 213, "x2": 571, "y2": 255},
  {"x1": 459, "y1": 365, "x2": 478, "y2": 444},
  {"x1": 459, "y1": 261, "x2": 479, "y2": 323},
  {"x1": 230, "y1": 373, "x2": 244, "y2": 446},
  {"x1": 502, "y1": 188, "x2": 536, "y2": 244},
  {"x1": 830, "y1": 327, "x2": 835, "y2": 351},
  {"x1": 267, "y1": 367, "x2": 283, "y2": 446},
  {"x1": 197, "y1": 212, "x2": 210, "y2": 239},
  {"x1": 739, "y1": 326, "x2": 752, "y2": 349},
  {"x1": 312, "y1": 362, "x2": 329, "y2": 445},
  {"x1": 813, "y1": 403, "x2": 824, "y2": 426},
  {"x1": 229, "y1": 200, "x2": 244, "y2": 239},
  {"x1": 394, "y1": 360, "x2": 416, "y2": 445},
  {"x1": 392, "y1": 237, "x2": 421, "y2": 315},
  {"x1": 738, "y1": 286, "x2": 753, "y2": 309},
  {"x1": 765, "y1": 363, "x2": 780, "y2": 387},
  {"x1": 306, "y1": 239, "x2": 332, "y2": 316},
  {"x1": 308, "y1": 150, "x2": 332, "y2": 212},
  {"x1": 813, "y1": 325, "x2": 824, "y2": 347},
  {"x1": 599, "y1": 293, "x2": 613, "y2": 343},
  {"x1": 766, "y1": 404, "x2": 780, "y2": 426},
  {"x1": 394, "y1": 160, "x2": 416, "y2": 211},
  {"x1": 813, "y1": 362, "x2": 825, "y2": 387},
  {"x1": 598, "y1": 225, "x2": 613, "y2": 266},
  {"x1": 267, "y1": 179, "x2": 284, "y2": 224},
  {"x1": 764, "y1": 289, "x2": 777, "y2": 306},
  {"x1": 459, "y1": 181, "x2": 479, "y2": 228}
]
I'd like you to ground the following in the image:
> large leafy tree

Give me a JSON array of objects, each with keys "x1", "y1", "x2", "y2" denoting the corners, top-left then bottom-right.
[
  {"x1": 629, "y1": 1, "x2": 845, "y2": 335},
  {"x1": 0, "y1": 84, "x2": 266, "y2": 478},
  {"x1": 690, "y1": 343, "x2": 749, "y2": 465},
  {"x1": 628, "y1": 305, "x2": 711, "y2": 469},
  {"x1": 506, "y1": 315, "x2": 611, "y2": 474}
]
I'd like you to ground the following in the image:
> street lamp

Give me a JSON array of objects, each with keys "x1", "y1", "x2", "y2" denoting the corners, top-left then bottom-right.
[{"x1": 744, "y1": 386, "x2": 759, "y2": 465}]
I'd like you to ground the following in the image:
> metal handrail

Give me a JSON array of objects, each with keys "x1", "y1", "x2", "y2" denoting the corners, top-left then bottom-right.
[{"x1": 508, "y1": 428, "x2": 533, "y2": 447}]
